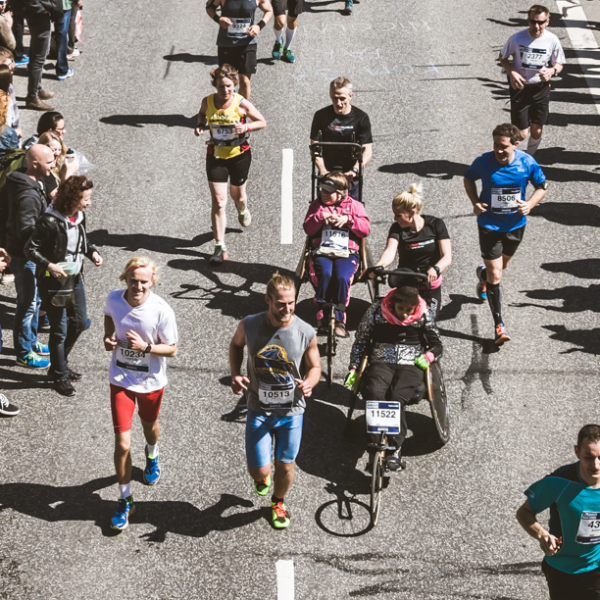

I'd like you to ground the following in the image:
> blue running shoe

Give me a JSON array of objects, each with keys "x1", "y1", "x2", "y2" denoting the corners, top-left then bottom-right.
[
  {"x1": 475, "y1": 265, "x2": 487, "y2": 302},
  {"x1": 33, "y1": 341, "x2": 50, "y2": 356},
  {"x1": 282, "y1": 48, "x2": 295, "y2": 64},
  {"x1": 57, "y1": 67, "x2": 74, "y2": 81},
  {"x1": 343, "y1": 0, "x2": 353, "y2": 14},
  {"x1": 17, "y1": 352, "x2": 50, "y2": 369},
  {"x1": 143, "y1": 446, "x2": 161, "y2": 485},
  {"x1": 15, "y1": 56, "x2": 30, "y2": 67},
  {"x1": 110, "y1": 496, "x2": 135, "y2": 531},
  {"x1": 272, "y1": 41, "x2": 283, "y2": 59}
]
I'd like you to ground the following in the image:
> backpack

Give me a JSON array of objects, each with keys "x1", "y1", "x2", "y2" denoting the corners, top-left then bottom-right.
[{"x1": 0, "y1": 148, "x2": 26, "y2": 246}]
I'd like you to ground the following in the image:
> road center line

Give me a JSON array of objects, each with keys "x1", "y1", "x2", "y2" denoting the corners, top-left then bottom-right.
[
  {"x1": 556, "y1": 0, "x2": 600, "y2": 115},
  {"x1": 281, "y1": 149, "x2": 294, "y2": 244},
  {"x1": 276, "y1": 560, "x2": 294, "y2": 600}
]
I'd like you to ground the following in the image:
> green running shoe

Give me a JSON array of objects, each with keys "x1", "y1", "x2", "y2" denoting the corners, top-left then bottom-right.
[
  {"x1": 282, "y1": 48, "x2": 295, "y2": 64},
  {"x1": 272, "y1": 41, "x2": 283, "y2": 59},
  {"x1": 254, "y1": 473, "x2": 271, "y2": 496},
  {"x1": 271, "y1": 501, "x2": 291, "y2": 529}
]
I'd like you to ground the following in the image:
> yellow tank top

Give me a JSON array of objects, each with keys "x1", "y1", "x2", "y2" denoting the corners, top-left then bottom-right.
[{"x1": 206, "y1": 93, "x2": 247, "y2": 159}]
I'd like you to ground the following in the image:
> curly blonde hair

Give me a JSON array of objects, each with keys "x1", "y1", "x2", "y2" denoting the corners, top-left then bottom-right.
[{"x1": 0, "y1": 91, "x2": 10, "y2": 130}]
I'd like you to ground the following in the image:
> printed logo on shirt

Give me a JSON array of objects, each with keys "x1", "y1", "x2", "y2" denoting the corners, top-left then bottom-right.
[
  {"x1": 328, "y1": 124, "x2": 355, "y2": 132},
  {"x1": 254, "y1": 344, "x2": 296, "y2": 409},
  {"x1": 406, "y1": 240, "x2": 435, "y2": 249}
]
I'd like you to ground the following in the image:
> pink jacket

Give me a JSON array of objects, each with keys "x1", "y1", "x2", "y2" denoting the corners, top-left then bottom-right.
[{"x1": 303, "y1": 195, "x2": 371, "y2": 252}]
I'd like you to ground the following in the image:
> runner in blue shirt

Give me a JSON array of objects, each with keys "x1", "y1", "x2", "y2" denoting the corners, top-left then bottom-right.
[
  {"x1": 517, "y1": 424, "x2": 600, "y2": 600},
  {"x1": 463, "y1": 123, "x2": 547, "y2": 345}
]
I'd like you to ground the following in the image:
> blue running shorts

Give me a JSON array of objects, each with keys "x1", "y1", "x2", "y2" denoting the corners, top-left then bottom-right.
[{"x1": 245, "y1": 409, "x2": 304, "y2": 468}]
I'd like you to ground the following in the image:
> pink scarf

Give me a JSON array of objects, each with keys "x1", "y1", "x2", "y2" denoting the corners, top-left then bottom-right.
[{"x1": 381, "y1": 289, "x2": 428, "y2": 326}]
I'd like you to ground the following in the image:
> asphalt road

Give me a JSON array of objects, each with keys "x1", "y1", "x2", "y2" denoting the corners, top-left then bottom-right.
[{"x1": 1, "y1": 0, "x2": 600, "y2": 599}]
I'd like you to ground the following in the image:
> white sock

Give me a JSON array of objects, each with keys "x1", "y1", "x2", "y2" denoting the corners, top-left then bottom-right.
[
  {"x1": 275, "y1": 28, "x2": 283, "y2": 43},
  {"x1": 284, "y1": 27, "x2": 296, "y2": 50},
  {"x1": 215, "y1": 241, "x2": 226, "y2": 250},
  {"x1": 146, "y1": 443, "x2": 158, "y2": 459},
  {"x1": 526, "y1": 136, "x2": 542, "y2": 155},
  {"x1": 119, "y1": 483, "x2": 131, "y2": 499}
]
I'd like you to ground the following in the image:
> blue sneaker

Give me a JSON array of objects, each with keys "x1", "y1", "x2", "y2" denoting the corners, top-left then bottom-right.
[
  {"x1": 57, "y1": 67, "x2": 74, "y2": 81},
  {"x1": 38, "y1": 313, "x2": 50, "y2": 331},
  {"x1": 33, "y1": 341, "x2": 50, "y2": 356},
  {"x1": 110, "y1": 496, "x2": 135, "y2": 531},
  {"x1": 272, "y1": 41, "x2": 283, "y2": 59},
  {"x1": 282, "y1": 48, "x2": 295, "y2": 64},
  {"x1": 143, "y1": 446, "x2": 161, "y2": 485},
  {"x1": 17, "y1": 352, "x2": 50, "y2": 369},
  {"x1": 15, "y1": 56, "x2": 30, "y2": 67},
  {"x1": 475, "y1": 265, "x2": 487, "y2": 302},
  {"x1": 343, "y1": 0, "x2": 353, "y2": 14}
]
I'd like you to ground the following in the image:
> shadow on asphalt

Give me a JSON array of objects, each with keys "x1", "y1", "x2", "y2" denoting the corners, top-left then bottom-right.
[
  {"x1": 514, "y1": 283, "x2": 600, "y2": 313},
  {"x1": 541, "y1": 258, "x2": 600, "y2": 279},
  {"x1": 530, "y1": 202, "x2": 600, "y2": 227},
  {"x1": 0, "y1": 474, "x2": 264, "y2": 541},
  {"x1": 99, "y1": 114, "x2": 197, "y2": 129},
  {"x1": 544, "y1": 325, "x2": 600, "y2": 355},
  {"x1": 162, "y1": 52, "x2": 218, "y2": 65}
]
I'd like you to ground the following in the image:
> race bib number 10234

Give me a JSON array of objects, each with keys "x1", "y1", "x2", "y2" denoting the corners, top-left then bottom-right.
[{"x1": 116, "y1": 339, "x2": 150, "y2": 373}]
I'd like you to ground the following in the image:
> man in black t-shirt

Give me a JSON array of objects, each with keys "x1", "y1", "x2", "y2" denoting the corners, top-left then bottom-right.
[{"x1": 310, "y1": 76, "x2": 373, "y2": 198}]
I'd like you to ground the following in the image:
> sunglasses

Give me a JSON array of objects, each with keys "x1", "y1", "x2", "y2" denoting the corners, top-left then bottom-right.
[{"x1": 528, "y1": 18, "x2": 547, "y2": 25}]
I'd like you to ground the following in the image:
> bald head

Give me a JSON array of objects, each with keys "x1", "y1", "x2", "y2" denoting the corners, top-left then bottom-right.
[{"x1": 26, "y1": 144, "x2": 55, "y2": 180}]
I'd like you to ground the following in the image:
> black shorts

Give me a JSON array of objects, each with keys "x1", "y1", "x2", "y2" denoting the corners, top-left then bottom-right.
[
  {"x1": 542, "y1": 560, "x2": 600, "y2": 600},
  {"x1": 510, "y1": 81, "x2": 551, "y2": 130},
  {"x1": 218, "y1": 44, "x2": 257, "y2": 76},
  {"x1": 478, "y1": 225, "x2": 525, "y2": 261},
  {"x1": 206, "y1": 150, "x2": 252, "y2": 186},
  {"x1": 272, "y1": 0, "x2": 304, "y2": 17}
]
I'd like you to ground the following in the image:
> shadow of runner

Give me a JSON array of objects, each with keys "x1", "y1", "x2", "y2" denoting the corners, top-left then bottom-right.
[
  {"x1": 544, "y1": 325, "x2": 600, "y2": 355},
  {"x1": 541, "y1": 259, "x2": 600, "y2": 279},
  {"x1": 515, "y1": 283, "x2": 600, "y2": 313},
  {"x1": 0, "y1": 476, "x2": 263, "y2": 541},
  {"x1": 530, "y1": 202, "x2": 600, "y2": 227},
  {"x1": 99, "y1": 115, "x2": 197, "y2": 129},
  {"x1": 163, "y1": 52, "x2": 218, "y2": 65}
]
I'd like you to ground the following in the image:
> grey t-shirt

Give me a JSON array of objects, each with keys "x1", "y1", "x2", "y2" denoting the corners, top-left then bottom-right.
[{"x1": 244, "y1": 312, "x2": 316, "y2": 416}]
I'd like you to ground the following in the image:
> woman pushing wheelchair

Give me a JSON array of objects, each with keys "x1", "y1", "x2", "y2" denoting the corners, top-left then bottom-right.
[
  {"x1": 303, "y1": 171, "x2": 370, "y2": 338},
  {"x1": 344, "y1": 281, "x2": 443, "y2": 471}
]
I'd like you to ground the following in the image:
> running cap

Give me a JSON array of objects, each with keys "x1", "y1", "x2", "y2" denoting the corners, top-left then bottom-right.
[{"x1": 320, "y1": 175, "x2": 347, "y2": 193}]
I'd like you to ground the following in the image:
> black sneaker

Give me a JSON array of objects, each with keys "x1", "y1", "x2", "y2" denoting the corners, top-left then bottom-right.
[
  {"x1": 67, "y1": 368, "x2": 82, "y2": 382},
  {"x1": 54, "y1": 377, "x2": 76, "y2": 397},
  {"x1": 0, "y1": 393, "x2": 19, "y2": 416},
  {"x1": 385, "y1": 455, "x2": 405, "y2": 472}
]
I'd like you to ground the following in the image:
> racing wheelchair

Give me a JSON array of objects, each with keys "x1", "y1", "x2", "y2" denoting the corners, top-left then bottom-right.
[
  {"x1": 294, "y1": 137, "x2": 375, "y2": 387},
  {"x1": 344, "y1": 267, "x2": 450, "y2": 526}
]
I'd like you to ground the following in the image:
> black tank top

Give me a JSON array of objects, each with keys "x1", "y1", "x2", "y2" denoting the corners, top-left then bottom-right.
[{"x1": 217, "y1": 0, "x2": 258, "y2": 47}]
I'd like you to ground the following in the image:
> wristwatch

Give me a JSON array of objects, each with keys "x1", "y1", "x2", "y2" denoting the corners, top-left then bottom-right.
[
  {"x1": 144, "y1": 344, "x2": 152, "y2": 354},
  {"x1": 352, "y1": 166, "x2": 359, "y2": 175},
  {"x1": 433, "y1": 265, "x2": 440, "y2": 276}
]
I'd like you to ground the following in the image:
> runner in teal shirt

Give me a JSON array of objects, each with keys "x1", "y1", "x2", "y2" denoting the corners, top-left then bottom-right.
[{"x1": 517, "y1": 424, "x2": 600, "y2": 599}]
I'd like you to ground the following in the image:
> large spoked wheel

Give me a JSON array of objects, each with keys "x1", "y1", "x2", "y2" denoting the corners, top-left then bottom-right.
[
  {"x1": 370, "y1": 450, "x2": 384, "y2": 527},
  {"x1": 427, "y1": 362, "x2": 450, "y2": 444},
  {"x1": 326, "y1": 311, "x2": 336, "y2": 387}
]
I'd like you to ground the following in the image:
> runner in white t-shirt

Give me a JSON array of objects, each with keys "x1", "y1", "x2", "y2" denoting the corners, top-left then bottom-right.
[
  {"x1": 499, "y1": 4, "x2": 565, "y2": 155},
  {"x1": 103, "y1": 256, "x2": 178, "y2": 531}
]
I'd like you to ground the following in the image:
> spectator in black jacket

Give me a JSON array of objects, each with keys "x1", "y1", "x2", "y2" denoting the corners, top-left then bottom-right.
[
  {"x1": 6, "y1": 144, "x2": 55, "y2": 369},
  {"x1": 26, "y1": 175, "x2": 102, "y2": 396},
  {"x1": 23, "y1": 0, "x2": 63, "y2": 110}
]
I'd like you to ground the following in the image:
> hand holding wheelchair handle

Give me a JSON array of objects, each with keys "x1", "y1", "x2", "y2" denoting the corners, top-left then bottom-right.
[
  {"x1": 344, "y1": 369, "x2": 357, "y2": 390},
  {"x1": 360, "y1": 266, "x2": 429, "y2": 284}
]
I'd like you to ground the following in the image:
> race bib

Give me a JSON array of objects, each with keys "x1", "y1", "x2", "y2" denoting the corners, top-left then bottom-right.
[
  {"x1": 258, "y1": 382, "x2": 296, "y2": 410},
  {"x1": 116, "y1": 339, "x2": 150, "y2": 373},
  {"x1": 228, "y1": 18, "x2": 251, "y2": 38},
  {"x1": 366, "y1": 401, "x2": 401, "y2": 434},
  {"x1": 522, "y1": 47, "x2": 547, "y2": 69},
  {"x1": 319, "y1": 226, "x2": 350, "y2": 256},
  {"x1": 576, "y1": 512, "x2": 600, "y2": 544},
  {"x1": 212, "y1": 123, "x2": 238, "y2": 141},
  {"x1": 491, "y1": 187, "x2": 521, "y2": 214}
]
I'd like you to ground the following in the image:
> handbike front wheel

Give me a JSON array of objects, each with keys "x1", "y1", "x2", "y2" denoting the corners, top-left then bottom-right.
[
  {"x1": 427, "y1": 362, "x2": 450, "y2": 445},
  {"x1": 370, "y1": 451, "x2": 384, "y2": 527},
  {"x1": 326, "y1": 314, "x2": 336, "y2": 387}
]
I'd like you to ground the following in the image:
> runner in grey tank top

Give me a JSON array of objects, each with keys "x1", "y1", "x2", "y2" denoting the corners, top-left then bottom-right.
[
  {"x1": 229, "y1": 273, "x2": 320, "y2": 529},
  {"x1": 244, "y1": 311, "x2": 315, "y2": 416}
]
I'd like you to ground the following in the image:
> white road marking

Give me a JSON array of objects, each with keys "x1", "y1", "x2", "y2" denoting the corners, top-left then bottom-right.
[
  {"x1": 49, "y1": 501, "x2": 64, "y2": 509},
  {"x1": 281, "y1": 149, "x2": 294, "y2": 244},
  {"x1": 556, "y1": 0, "x2": 600, "y2": 114},
  {"x1": 276, "y1": 560, "x2": 294, "y2": 600}
]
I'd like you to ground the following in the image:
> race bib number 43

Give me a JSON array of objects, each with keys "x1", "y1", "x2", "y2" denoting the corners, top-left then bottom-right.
[
  {"x1": 116, "y1": 339, "x2": 150, "y2": 373},
  {"x1": 576, "y1": 512, "x2": 600, "y2": 544},
  {"x1": 491, "y1": 187, "x2": 521, "y2": 214},
  {"x1": 366, "y1": 401, "x2": 401, "y2": 434}
]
